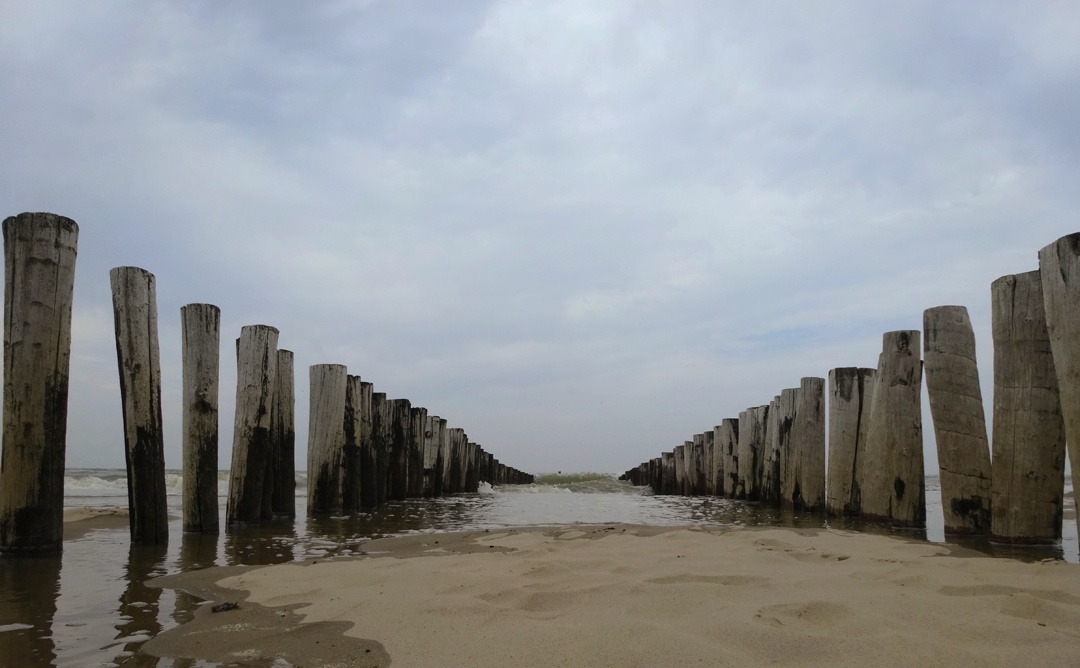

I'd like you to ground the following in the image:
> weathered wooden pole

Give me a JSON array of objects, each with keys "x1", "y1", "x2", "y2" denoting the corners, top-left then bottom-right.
[
  {"x1": 407, "y1": 407, "x2": 427, "y2": 498},
  {"x1": 423, "y1": 415, "x2": 439, "y2": 497},
  {"x1": 385, "y1": 399, "x2": 411, "y2": 500},
  {"x1": 702, "y1": 430, "x2": 716, "y2": 496},
  {"x1": 660, "y1": 451, "x2": 675, "y2": 494},
  {"x1": 718, "y1": 419, "x2": 739, "y2": 497},
  {"x1": 342, "y1": 374, "x2": 363, "y2": 513},
  {"x1": 861, "y1": 331, "x2": 925, "y2": 527},
  {"x1": 777, "y1": 386, "x2": 801, "y2": 510},
  {"x1": 435, "y1": 418, "x2": 449, "y2": 496},
  {"x1": 226, "y1": 325, "x2": 278, "y2": 526},
  {"x1": 736, "y1": 410, "x2": 755, "y2": 500},
  {"x1": 1039, "y1": 235, "x2": 1080, "y2": 536},
  {"x1": 362, "y1": 387, "x2": 384, "y2": 508},
  {"x1": 0, "y1": 213, "x2": 78, "y2": 554},
  {"x1": 270, "y1": 349, "x2": 295, "y2": 517},
  {"x1": 465, "y1": 442, "x2": 480, "y2": 492},
  {"x1": 673, "y1": 444, "x2": 687, "y2": 496},
  {"x1": 826, "y1": 368, "x2": 876, "y2": 517},
  {"x1": 760, "y1": 395, "x2": 782, "y2": 506},
  {"x1": 690, "y1": 434, "x2": 706, "y2": 495},
  {"x1": 110, "y1": 267, "x2": 169, "y2": 544},
  {"x1": 307, "y1": 364, "x2": 347, "y2": 515},
  {"x1": 923, "y1": 306, "x2": 992, "y2": 534},
  {"x1": 180, "y1": 303, "x2": 220, "y2": 534},
  {"x1": 991, "y1": 272, "x2": 1066, "y2": 543},
  {"x1": 788, "y1": 378, "x2": 826, "y2": 512}
]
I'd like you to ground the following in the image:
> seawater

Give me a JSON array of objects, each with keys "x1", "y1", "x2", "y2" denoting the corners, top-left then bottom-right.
[{"x1": 0, "y1": 470, "x2": 1076, "y2": 668}]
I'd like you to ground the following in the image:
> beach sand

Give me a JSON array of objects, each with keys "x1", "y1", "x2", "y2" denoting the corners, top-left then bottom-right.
[
  {"x1": 144, "y1": 525, "x2": 1080, "y2": 667},
  {"x1": 62, "y1": 505, "x2": 129, "y2": 540}
]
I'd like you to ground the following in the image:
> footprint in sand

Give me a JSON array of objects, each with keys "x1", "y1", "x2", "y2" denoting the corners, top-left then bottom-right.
[
  {"x1": 754, "y1": 601, "x2": 853, "y2": 628},
  {"x1": 645, "y1": 575, "x2": 768, "y2": 587}
]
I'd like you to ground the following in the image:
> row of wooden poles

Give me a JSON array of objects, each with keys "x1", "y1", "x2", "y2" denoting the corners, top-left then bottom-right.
[
  {"x1": 621, "y1": 232, "x2": 1080, "y2": 546},
  {"x1": 0, "y1": 212, "x2": 532, "y2": 553}
]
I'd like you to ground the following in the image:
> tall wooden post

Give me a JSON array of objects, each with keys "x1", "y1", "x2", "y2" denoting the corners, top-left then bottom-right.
[
  {"x1": 1039, "y1": 235, "x2": 1080, "y2": 536},
  {"x1": 0, "y1": 213, "x2": 78, "y2": 553},
  {"x1": 343, "y1": 375, "x2": 363, "y2": 513},
  {"x1": 690, "y1": 434, "x2": 706, "y2": 495},
  {"x1": 790, "y1": 378, "x2": 826, "y2": 512},
  {"x1": 737, "y1": 409, "x2": 763, "y2": 500},
  {"x1": 702, "y1": 430, "x2": 716, "y2": 496},
  {"x1": 226, "y1": 325, "x2": 278, "y2": 526},
  {"x1": 180, "y1": 303, "x2": 220, "y2": 534},
  {"x1": 365, "y1": 389, "x2": 386, "y2": 508},
  {"x1": 826, "y1": 368, "x2": 875, "y2": 517},
  {"x1": 423, "y1": 415, "x2": 440, "y2": 497},
  {"x1": 777, "y1": 386, "x2": 801, "y2": 510},
  {"x1": 434, "y1": 418, "x2": 449, "y2": 496},
  {"x1": 760, "y1": 395, "x2": 782, "y2": 506},
  {"x1": 923, "y1": 306, "x2": 992, "y2": 534},
  {"x1": 357, "y1": 382, "x2": 377, "y2": 508},
  {"x1": 991, "y1": 272, "x2": 1065, "y2": 543},
  {"x1": 110, "y1": 267, "x2": 168, "y2": 544},
  {"x1": 386, "y1": 399, "x2": 411, "y2": 500},
  {"x1": 447, "y1": 428, "x2": 466, "y2": 494},
  {"x1": 673, "y1": 444, "x2": 687, "y2": 496},
  {"x1": 718, "y1": 419, "x2": 739, "y2": 497},
  {"x1": 660, "y1": 451, "x2": 675, "y2": 494},
  {"x1": 862, "y1": 331, "x2": 925, "y2": 527},
  {"x1": 270, "y1": 349, "x2": 295, "y2": 517},
  {"x1": 307, "y1": 364, "x2": 347, "y2": 515},
  {"x1": 408, "y1": 407, "x2": 427, "y2": 497}
]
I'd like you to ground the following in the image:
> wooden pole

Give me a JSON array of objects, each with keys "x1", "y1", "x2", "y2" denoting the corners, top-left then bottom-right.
[
  {"x1": 789, "y1": 378, "x2": 826, "y2": 512},
  {"x1": 369, "y1": 390, "x2": 389, "y2": 507},
  {"x1": 357, "y1": 381, "x2": 377, "y2": 508},
  {"x1": 718, "y1": 418, "x2": 739, "y2": 497},
  {"x1": 110, "y1": 266, "x2": 168, "y2": 543},
  {"x1": 408, "y1": 407, "x2": 427, "y2": 498},
  {"x1": 423, "y1": 415, "x2": 439, "y2": 497},
  {"x1": 307, "y1": 364, "x2": 347, "y2": 515},
  {"x1": 702, "y1": 430, "x2": 716, "y2": 496},
  {"x1": 861, "y1": 331, "x2": 925, "y2": 527},
  {"x1": 343, "y1": 374, "x2": 363, "y2": 513},
  {"x1": 826, "y1": 368, "x2": 876, "y2": 517},
  {"x1": 1038, "y1": 235, "x2": 1080, "y2": 537},
  {"x1": 226, "y1": 325, "x2": 278, "y2": 526},
  {"x1": 673, "y1": 444, "x2": 687, "y2": 495},
  {"x1": 270, "y1": 349, "x2": 295, "y2": 517},
  {"x1": 991, "y1": 272, "x2": 1066, "y2": 543},
  {"x1": 435, "y1": 418, "x2": 449, "y2": 496},
  {"x1": 691, "y1": 434, "x2": 706, "y2": 496},
  {"x1": 180, "y1": 303, "x2": 220, "y2": 534},
  {"x1": 760, "y1": 395, "x2": 782, "y2": 506},
  {"x1": 0, "y1": 213, "x2": 78, "y2": 553},
  {"x1": 661, "y1": 451, "x2": 675, "y2": 494},
  {"x1": 777, "y1": 387, "x2": 801, "y2": 510},
  {"x1": 386, "y1": 399, "x2": 411, "y2": 500},
  {"x1": 923, "y1": 306, "x2": 992, "y2": 534}
]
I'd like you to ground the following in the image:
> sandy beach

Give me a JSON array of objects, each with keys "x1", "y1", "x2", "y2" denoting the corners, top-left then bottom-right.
[{"x1": 144, "y1": 525, "x2": 1080, "y2": 667}]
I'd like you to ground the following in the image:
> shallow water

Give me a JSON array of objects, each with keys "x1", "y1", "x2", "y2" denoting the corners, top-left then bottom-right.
[{"x1": 0, "y1": 470, "x2": 1076, "y2": 667}]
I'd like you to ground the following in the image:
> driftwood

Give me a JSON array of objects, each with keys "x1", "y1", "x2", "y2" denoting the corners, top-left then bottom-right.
[
  {"x1": 0, "y1": 213, "x2": 78, "y2": 553},
  {"x1": 923, "y1": 306, "x2": 991, "y2": 534},
  {"x1": 990, "y1": 272, "x2": 1065, "y2": 543},
  {"x1": 110, "y1": 266, "x2": 169, "y2": 543}
]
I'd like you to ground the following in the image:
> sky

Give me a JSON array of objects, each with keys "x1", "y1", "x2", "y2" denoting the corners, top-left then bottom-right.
[{"x1": 2, "y1": 1, "x2": 1079, "y2": 476}]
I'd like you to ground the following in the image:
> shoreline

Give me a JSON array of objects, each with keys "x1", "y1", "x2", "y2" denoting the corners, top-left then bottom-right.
[{"x1": 142, "y1": 524, "x2": 1080, "y2": 667}]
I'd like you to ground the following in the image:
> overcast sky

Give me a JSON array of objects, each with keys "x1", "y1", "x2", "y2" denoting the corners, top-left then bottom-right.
[{"x1": 2, "y1": 1, "x2": 1079, "y2": 476}]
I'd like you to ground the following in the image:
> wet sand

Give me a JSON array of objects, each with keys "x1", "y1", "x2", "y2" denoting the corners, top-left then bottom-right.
[{"x1": 145, "y1": 525, "x2": 1080, "y2": 667}]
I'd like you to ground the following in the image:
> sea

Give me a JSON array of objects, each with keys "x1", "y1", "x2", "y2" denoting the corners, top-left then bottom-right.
[{"x1": 0, "y1": 470, "x2": 1076, "y2": 668}]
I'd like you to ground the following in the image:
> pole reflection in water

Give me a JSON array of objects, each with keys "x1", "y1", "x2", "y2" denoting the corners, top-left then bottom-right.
[
  {"x1": 112, "y1": 542, "x2": 169, "y2": 666},
  {"x1": 0, "y1": 554, "x2": 62, "y2": 667}
]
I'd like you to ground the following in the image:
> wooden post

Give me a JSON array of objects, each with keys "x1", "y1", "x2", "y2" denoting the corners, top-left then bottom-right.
[
  {"x1": 307, "y1": 364, "x2": 347, "y2": 515},
  {"x1": 991, "y1": 272, "x2": 1066, "y2": 543},
  {"x1": 923, "y1": 306, "x2": 992, "y2": 534},
  {"x1": 423, "y1": 415, "x2": 439, "y2": 497},
  {"x1": 357, "y1": 381, "x2": 376, "y2": 508},
  {"x1": 369, "y1": 391, "x2": 389, "y2": 506},
  {"x1": 342, "y1": 375, "x2": 363, "y2": 513},
  {"x1": 702, "y1": 430, "x2": 716, "y2": 496},
  {"x1": 435, "y1": 418, "x2": 449, "y2": 496},
  {"x1": 861, "y1": 331, "x2": 926, "y2": 527},
  {"x1": 226, "y1": 325, "x2": 278, "y2": 526},
  {"x1": 465, "y1": 442, "x2": 480, "y2": 492},
  {"x1": 0, "y1": 213, "x2": 78, "y2": 553},
  {"x1": 180, "y1": 304, "x2": 220, "y2": 534},
  {"x1": 738, "y1": 407, "x2": 768, "y2": 501},
  {"x1": 691, "y1": 434, "x2": 706, "y2": 495},
  {"x1": 661, "y1": 451, "x2": 675, "y2": 494},
  {"x1": 789, "y1": 378, "x2": 826, "y2": 512},
  {"x1": 760, "y1": 395, "x2": 782, "y2": 506},
  {"x1": 270, "y1": 349, "x2": 295, "y2": 517},
  {"x1": 408, "y1": 407, "x2": 427, "y2": 497},
  {"x1": 777, "y1": 387, "x2": 801, "y2": 510},
  {"x1": 673, "y1": 444, "x2": 687, "y2": 495},
  {"x1": 826, "y1": 368, "x2": 876, "y2": 517},
  {"x1": 110, "y1": 267, "x2": 168, "y2": 544},
  {"x1": 386, "y1": 399, "x2": 411, "y2": 500},
  {"x1": 449, "y1": 428, "x2": 466, "y2": 494},
  {"x1": 718, "y1": 418, "x2": 739, "y2": 497},
  {"x1": 1038, "y1": 235, "x2": 1080, "y2": 536}
]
